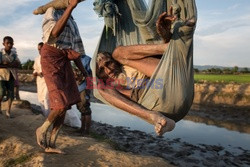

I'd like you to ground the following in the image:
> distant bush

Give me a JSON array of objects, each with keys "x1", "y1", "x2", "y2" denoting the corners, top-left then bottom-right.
[
  {"x1": 241, "y1": 67, "x2": 249, "y2": 74},
  {"x1": 194, "y1": 68, "x2": 199, "y2": 73},
  {"x1": 198, "y1": 66, "x2": 249, "y2": 74},
  {"x1": 22, "y1": 59, "x2": 34, "y2": 70}
]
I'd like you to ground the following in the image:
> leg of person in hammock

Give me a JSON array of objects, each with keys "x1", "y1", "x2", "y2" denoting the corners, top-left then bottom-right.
[
  {"x1": 98, "y1": 87, "x2": 175, "y2": 136},
  {"x1": 124, "y1": 57, "x2": 160, "y2": 77},
  {"x1": 113, "y1": 43, "x2": 168, "y2": 61},
  {"x1": 112, "y1": 44, "x2": 167, "y2": 77}
]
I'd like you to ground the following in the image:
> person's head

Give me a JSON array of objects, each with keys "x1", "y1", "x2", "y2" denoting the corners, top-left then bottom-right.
[
  {"x1": 96, "y1": 52, "x2": 122, "y2": 81},
  {"x1": 2, "y1": 36, "x2": 14, "y2": 53},
  {"x1": 38, "y1": 42, "x2": 44, "y2": 55}
]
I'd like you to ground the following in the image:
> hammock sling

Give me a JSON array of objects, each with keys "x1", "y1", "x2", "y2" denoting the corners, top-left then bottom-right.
[{"x1": 92, "y1": 0, "x2": 197, "y2": 122}]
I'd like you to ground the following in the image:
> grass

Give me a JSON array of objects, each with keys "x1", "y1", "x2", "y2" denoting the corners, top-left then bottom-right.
[
  {"x1": 194, "y1": 74, "x2": 250, "y2": 84},
  {"x1": 3, "y1": 154, "x2": 33, "y2": 167}
]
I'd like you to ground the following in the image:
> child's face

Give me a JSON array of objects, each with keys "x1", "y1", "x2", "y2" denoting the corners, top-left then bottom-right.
[{"x1": 3, "y1": 39, "x2": 14, "y2": 52}]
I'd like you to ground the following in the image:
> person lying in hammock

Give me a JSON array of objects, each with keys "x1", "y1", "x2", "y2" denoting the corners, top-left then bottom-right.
[
  {"x1": 94, "y1": 9, "x2": 196, "y2": 136},
  {"x1": 95, "y1": 48, "x2": 174, "y2": 136}
]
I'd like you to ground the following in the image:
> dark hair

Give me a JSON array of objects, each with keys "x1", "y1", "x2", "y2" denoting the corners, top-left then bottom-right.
[
  {"x1": 38, "y1": 42, "x2": 44, "y2": 47},
  {"x1": 96, "y1": 52, "x2": 112, "y2": 63},
  {"x1": 96, "y1": 52, "x2": 112, "y2": 80},
  {"x1": 3, "y1": 36, "x2": 13, "y2": 42}
]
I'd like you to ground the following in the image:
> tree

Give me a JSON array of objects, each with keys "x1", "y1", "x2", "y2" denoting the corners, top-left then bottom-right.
[
  {"x1": 222, "y1": 68, "x2": 232, "y2": 74},
  {"x1": 215, "y1": 68, "x2": 222, "y2": 74},
  {"x1": 232, "y1": 66, "x2": 238, "y2": 73},
  {"x1": 194, "y1": 68, "x2": 199, "y2": 73},
  {"x1": 22, "y1": 59, "x2": 34, "y2": 70},
  {"x1": 241, "y1": 67, "x2": 249, "y2": 73}
]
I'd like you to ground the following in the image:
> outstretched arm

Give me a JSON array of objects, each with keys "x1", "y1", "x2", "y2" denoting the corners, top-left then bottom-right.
[
  {"x1": 33, "y1": 0, "x2": 86, "y2": 15},
  {"x1": 50, "y1": 0, "x2": 80, "y2": 38}
]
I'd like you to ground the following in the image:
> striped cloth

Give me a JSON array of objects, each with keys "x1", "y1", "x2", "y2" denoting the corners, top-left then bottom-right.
[{"x1": 42, "y1": 7, "x2": 85, "y2": 55}]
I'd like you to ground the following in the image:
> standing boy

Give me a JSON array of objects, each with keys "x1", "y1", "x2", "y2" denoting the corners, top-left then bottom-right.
[{"x1": 0, "y1": 36, "x2": 21, "y2": 118}]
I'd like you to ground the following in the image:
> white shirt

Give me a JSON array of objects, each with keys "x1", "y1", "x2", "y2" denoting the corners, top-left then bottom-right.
[{"x1": 33, "y1": 55, "x2": 49, "y2": 103}]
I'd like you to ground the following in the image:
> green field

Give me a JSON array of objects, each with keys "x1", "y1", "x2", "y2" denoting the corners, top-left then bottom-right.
[{"x1": 194, "y1": 74, "x2": 250, "y2": 83}]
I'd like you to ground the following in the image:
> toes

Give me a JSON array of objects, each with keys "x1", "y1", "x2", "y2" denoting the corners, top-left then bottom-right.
[
  {"x1": 155, "y1": 123, "x2": 163, "y2": 136},
  {"x1": 45, "y1": 147, "x2": 66, "y2": 154},
  {"x1": 155, "y1": 123, "x2": 161, "y2": 132},
  {"x1": 155, "y1": 118, "x2": 176, "y2": 136}
]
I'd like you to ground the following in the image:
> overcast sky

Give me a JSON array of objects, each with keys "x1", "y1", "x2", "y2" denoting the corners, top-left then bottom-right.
[{"x1": 0, "y1": 0, "x2": 249, "y2": 67}]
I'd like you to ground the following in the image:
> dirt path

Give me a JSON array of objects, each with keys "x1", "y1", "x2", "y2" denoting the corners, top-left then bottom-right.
[{"x1": 0, "y1": 100, "x2": 171, "y2": 167}]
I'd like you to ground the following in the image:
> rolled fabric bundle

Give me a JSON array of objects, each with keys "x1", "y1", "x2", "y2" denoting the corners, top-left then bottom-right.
[{"x1": 33, "y1": 0, "x2": 85, "y2": 15}]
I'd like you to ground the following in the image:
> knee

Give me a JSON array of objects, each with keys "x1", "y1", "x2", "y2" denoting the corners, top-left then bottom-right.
[{"x1": 112, "y1": 46, "x2": 127, "y2": 62}]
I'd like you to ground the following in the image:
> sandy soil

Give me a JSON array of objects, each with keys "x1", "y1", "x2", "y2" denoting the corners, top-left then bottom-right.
[
  {"x1": 193, "y1": 83, "x2": 250, "y2": 107},
  {"x1": 0, "y1": 100, "x2": 171, "y2": 167},
  {"x1": 1, "y1": 100, "x2": 249, "y2": 167}
]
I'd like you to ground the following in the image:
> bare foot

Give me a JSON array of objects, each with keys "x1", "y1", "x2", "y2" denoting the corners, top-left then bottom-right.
[
  {"x1": 36, "y1": 127, "x2": 47, "y2": 149},
  {"x1": 45, "y1": 147, "x2": 66, "y2": 154},
  {"x1": 5, "y1": 110, "x2": 12, "y2": 118},
  {"x1": 155, "y1": 117, "x2": 175, "y2": 136},
  {"x1": 150, "y1": 113, "x2": 175, "y2": 136}
]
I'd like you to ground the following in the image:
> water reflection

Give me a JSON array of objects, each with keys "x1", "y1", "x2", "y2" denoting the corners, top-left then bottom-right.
[
  {"x1": 91, "y1": 103, "x2": 250, "y2": 150},
  {"x1": 184, "y1": 114, "x2": 250, "y2": 134}
]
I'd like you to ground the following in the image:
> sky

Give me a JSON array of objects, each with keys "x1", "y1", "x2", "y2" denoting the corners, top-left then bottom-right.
[{"x1": 0, "y1": 0, "x2": 249, "y2": 67}]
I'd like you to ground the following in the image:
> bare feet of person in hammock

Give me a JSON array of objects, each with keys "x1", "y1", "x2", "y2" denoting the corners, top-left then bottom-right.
[
  {"x1": 36, "y1": 127, "x2": 47, "y2": 149},
  {"x1": 151, "y1": 113, "x2": 175, "y2": 136},
  {"x1": 45, "y1": 147, "x2": 66, "y2": 154}
]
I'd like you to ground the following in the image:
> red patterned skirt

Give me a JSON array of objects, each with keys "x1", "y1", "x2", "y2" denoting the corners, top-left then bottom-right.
[{"x1": 41, "y1": 44, "x2": 81, "y2": 112}]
